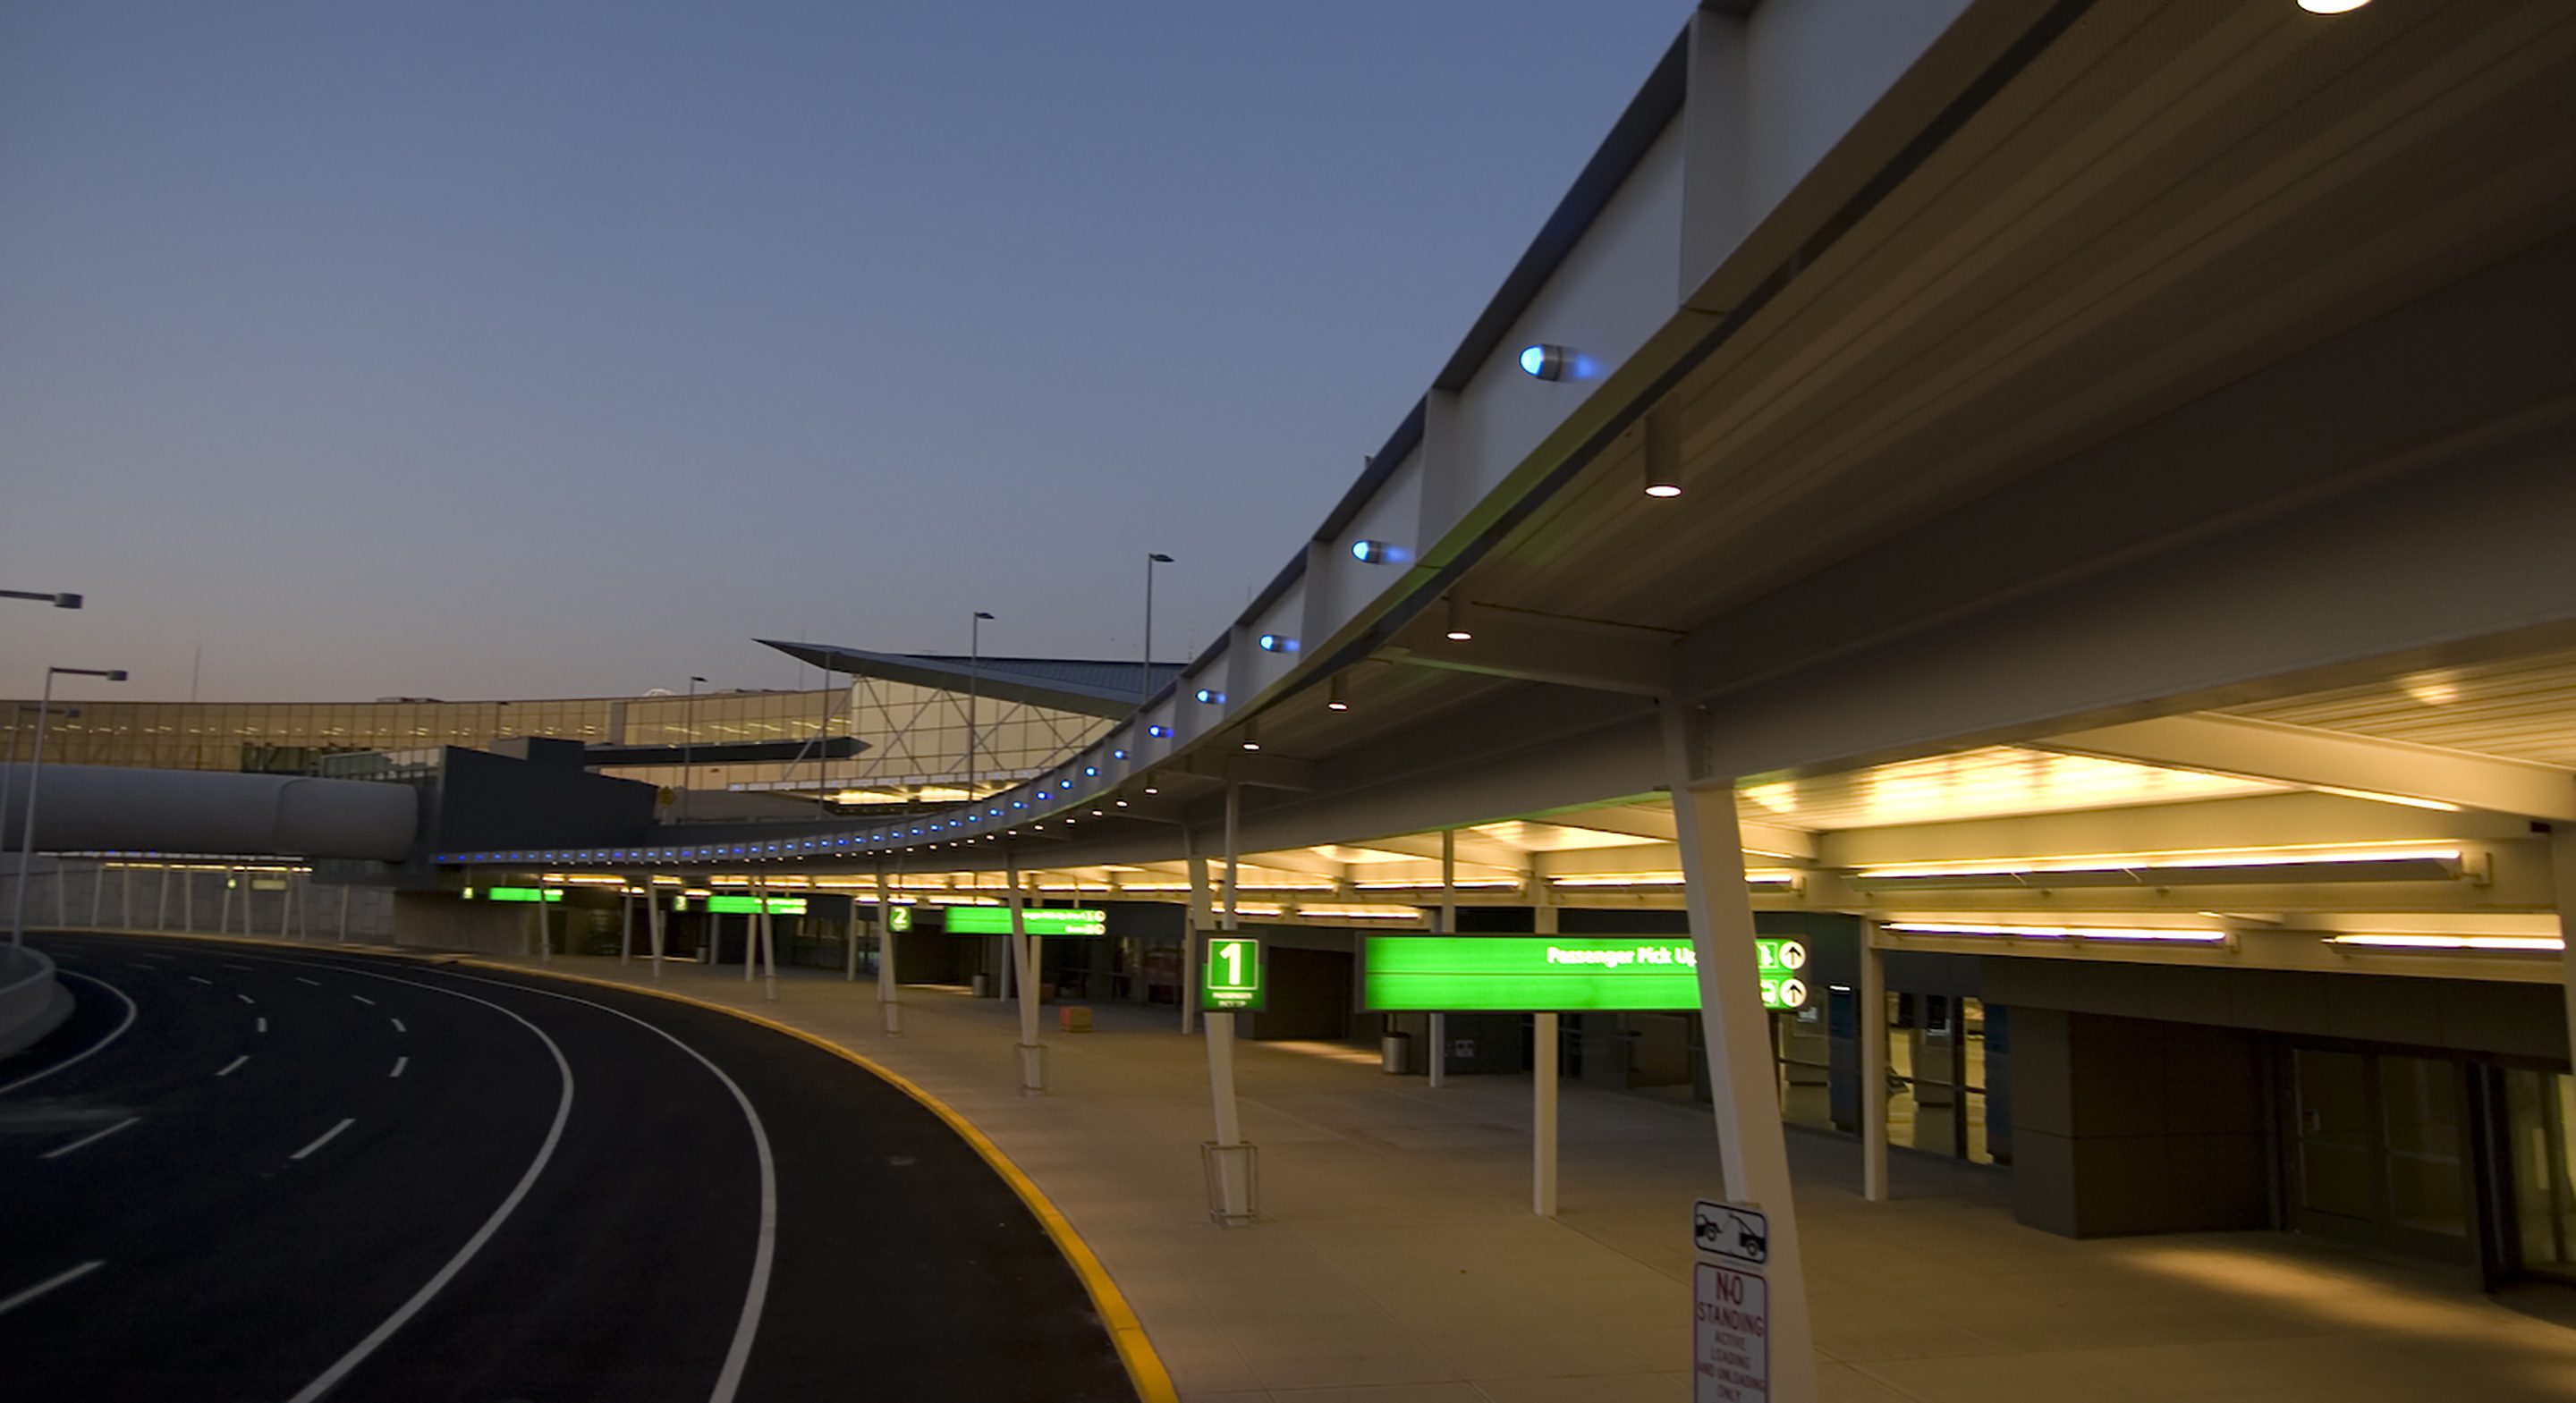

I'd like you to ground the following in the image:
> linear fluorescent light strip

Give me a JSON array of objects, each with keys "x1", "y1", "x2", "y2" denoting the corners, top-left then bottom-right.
[
  {"x1": 1857, "y1": 846, "x2": 2463, "y2": 880},
  {"x1": 1885, "y1": 922, "x2": 2227, "y2": 943},
  {"x1": 2326, "y1": 934, "x2": 2563, "y2": 952}
]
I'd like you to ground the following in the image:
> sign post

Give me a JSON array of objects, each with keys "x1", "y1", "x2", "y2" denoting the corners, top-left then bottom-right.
[{"x1": 1692, "y1": 1199, "x2": 1771, "y2": 1402}]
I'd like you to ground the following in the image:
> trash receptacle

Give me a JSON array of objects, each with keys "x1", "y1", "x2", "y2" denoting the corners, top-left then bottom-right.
[
  {"x1": 1380, "y1": 1031, "x2": 1411, "y2": 1074},
  {"x1": 971, "y1": 973, "x2": 990, "y2": 997}
]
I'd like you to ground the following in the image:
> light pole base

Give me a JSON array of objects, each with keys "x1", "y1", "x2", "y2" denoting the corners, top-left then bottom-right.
[
  {"x1": 1200, "y1": 1141, "x2": 1259, "y2": 1227},
  {"x1": 1016, "y1": 1041, "x2": 1046, "y2": 1095},
  {"x1": 881, "y1": 999, "x2": 903, "y2": 1036}
]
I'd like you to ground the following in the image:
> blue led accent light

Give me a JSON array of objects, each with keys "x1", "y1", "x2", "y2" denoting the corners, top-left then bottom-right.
[
  {"x1": 1350, "y1": 539, "x2": 1403, "y2": 565},
  {"x1": 1013, "y1": 801, "x2": 1026, "y2": 809},
  {"x1": 1519, "y1": 343, "x2": 1567, "y2": 380},
  {"x1": 1258, "y1": 633, "x2": 1296, "y2": 652},
  {"x1": 1084, "y1": 766, "x2": 1097, "y2": 777},
  {"x1": 1195, "y1": 689, "x2": 1224, "y2": 705},
  {"x1": 1112, "y1": 748, "x2": 1127, "y2": 760}
]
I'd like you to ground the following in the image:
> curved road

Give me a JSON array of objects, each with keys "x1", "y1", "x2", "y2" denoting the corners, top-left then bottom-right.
[{"x1": 0, "y1": 930, "x2": 1133, "y2": 1402}]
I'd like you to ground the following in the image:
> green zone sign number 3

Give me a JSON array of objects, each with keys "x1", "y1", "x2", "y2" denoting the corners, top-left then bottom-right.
[{"x1": 1202, "y1": 935, "x2": 1266, "y2": 1012}]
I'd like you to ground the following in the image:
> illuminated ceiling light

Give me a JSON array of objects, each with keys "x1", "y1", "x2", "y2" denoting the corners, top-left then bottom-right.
[
  {"x1": 2326, "y1": 933, "x2": 2561, "y2": 952},
  {"x1": 1195, "y1": 688, "x2": 1225, "y2": 705},
  {"x1": 1240, "y1": 722, "x2": 1261, "y2": 753},
  {"x1": 1112, "y1": 748, "x2": 1128, "y2": 760},
  {"x1": 1886, "y1": 922, "x2": 2229, "y2": 943},
  {"x1": 1148, "y1": 724, "x2": 1172, "y2": 738},
  {"x1": 1258, "y1": 632, "x2": 1296, "y2": 653},
  {"x1": 1114, "y1": 799, "x2": 1130, "y2": 807},
  {"x1": 1518, "y1": 343, "x2": 1568, "y2": 380},
  {"x1": 1326, "y1": 676, "x2": 1350, "y2": 712},
  {"x1": 2296, "y1": 0, "x2": 2369, "y2": 12},
  {"x1": 1143, "y1": 786, "x2": 1159, "y2": 795},
  {"x1": 1642, "y1": 405, "x2": 1682, "y2": 498},
  {"x1": 1350, "y1": 539, "x2": 1399, "y2": 564},
  {"x1": 1443, "y1": 597, "x2": 1473, "y2": 642},
  {"x1": 1083, "y1": 765, "x2": 1097, "y2": 777}
]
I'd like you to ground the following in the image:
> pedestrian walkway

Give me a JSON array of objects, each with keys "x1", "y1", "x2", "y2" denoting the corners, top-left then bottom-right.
[{"x1": 468, "y1": 953, "x2": 2576, "y2": 1403}]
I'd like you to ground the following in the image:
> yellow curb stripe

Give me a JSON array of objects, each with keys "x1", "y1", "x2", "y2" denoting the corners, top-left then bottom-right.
[{"x1": 454, "y1": 961, "x2": 1179, "y2": 1403}]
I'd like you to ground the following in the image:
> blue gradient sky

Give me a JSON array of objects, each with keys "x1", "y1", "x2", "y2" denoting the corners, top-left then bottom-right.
[{"x1": 2, "y1": 3, "x2": 1689, "y2": 702}]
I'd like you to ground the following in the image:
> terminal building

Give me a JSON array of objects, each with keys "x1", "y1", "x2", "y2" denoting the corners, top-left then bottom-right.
[{"x1": 7, "y1": 0, "x2": 2575, "y2": 1376}]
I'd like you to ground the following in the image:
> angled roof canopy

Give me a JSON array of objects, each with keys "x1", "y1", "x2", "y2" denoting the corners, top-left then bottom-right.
[{"x1": 759, "y1": 639, "x2": 1186, "y2": 719}]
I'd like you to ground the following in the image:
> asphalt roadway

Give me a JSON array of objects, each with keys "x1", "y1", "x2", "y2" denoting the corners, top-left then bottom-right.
[{"x1": 0, "y1": 930, "x2": 1135, "y2": 1402}]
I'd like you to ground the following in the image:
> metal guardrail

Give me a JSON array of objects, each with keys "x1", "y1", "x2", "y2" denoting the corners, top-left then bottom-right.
[{"x1": 0, "y1": 943, "x2": 64, "y2": 1052}]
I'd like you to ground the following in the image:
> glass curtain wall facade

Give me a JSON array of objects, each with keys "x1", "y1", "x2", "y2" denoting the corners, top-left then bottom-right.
[{"x1": 0, "y1": 680, "x2": 1108, "y2": 802}]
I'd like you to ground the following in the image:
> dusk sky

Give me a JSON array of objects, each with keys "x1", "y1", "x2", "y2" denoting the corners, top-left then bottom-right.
[{"x1": 3, "y1": 3, "x2": 1689, "y2": 703}]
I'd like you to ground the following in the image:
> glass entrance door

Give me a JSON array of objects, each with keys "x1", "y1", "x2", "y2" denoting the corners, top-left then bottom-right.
[{"x1": 2288, "y1": 1048, "x2": 2472, "y2": 1263}]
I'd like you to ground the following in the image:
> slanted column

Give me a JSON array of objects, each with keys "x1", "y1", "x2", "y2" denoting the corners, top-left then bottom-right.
[
  {"x1": 876, "y1": 861, "x2": 901, "y2": 1035},
  {"x1": 1860, "y1": 919, "x2": 1890, "y2": 1202},
  {"x1": 1430, "y1": 829, "x2": 1455, "y2": 1089},
  {"x1": 758, "y1": 875, "x2": 778, "y2": 1002},
  {"x1": 1008, "y1": 848, "x2": 1044, "y2": 1093},
  {"x1": 620, "y1": 887, "x2": 635, "y2": 964},
  {"x1": 155, "y1": 865, "x2": 171, "y2": 931},
  {"x1": 1534, "y1": 898, "x2": 1559, "y2": 1216},
  {"x1": 647, "y1": 885, "x2": 667, "y2": 982},
  {"x1": 1183, "y1": 833, "x2": 1213, "y2": 1035},
  {"x1": 1203, "y1": 782, "x2": 1253, "y2": 1223},
  {"x1": 2554, "y1": 833, "x2": 2576, "y2": 1091},
  {"x1": 337, "y1": 883, "x2": 352, "y2": 943},
  {"x1": 1664, "y1": 697, "x2": 1817, "y2": 1403}
]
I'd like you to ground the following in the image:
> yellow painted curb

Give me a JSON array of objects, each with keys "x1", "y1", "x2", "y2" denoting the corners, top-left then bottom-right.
[{"x1": 456, "y1": 960, "x2": 1181, "y2": 1403}]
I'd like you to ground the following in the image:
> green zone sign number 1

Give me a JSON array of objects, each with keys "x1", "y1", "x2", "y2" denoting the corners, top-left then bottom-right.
[{"x1": 1202, "y1": 935, "x2": 1266, "y2": 1012}]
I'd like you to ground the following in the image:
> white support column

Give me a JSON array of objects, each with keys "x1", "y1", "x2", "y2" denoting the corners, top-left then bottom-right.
[
  {"x1": 2553, "y1": 832, "x2": 2576, "y2": 1088},
  {"x1": 1860, "y1": 920, "x2": 1890, "y2": 1203},
  {"x1": 744, "y1": 889, "x2": 758, "y2": 983},
  {"x1": 1430, "y1": 829, "x2": 1455, "y2": 1089},
  {"x1": 531, "y1": 885, "x2": 551, "y2": 964},
  {"x1": 648, "y1": 887, "x2": 666, "y2": 982},
  {"x1": 155, "y1": 866, "x2": 171, "y2": 931},
  {"x1": 89, "y1": 861, "x2": 105, "y2": 928},
  {"x1": 877, "y1": 862, "x2": 901, "y2": 1035},
  {"x1": 1534, "y1": 1011, "x2": 1560, "y2": 1217},
  {"x1": 1534, "y1": 899, "x2": 1560, "y2": 1215},
  {"x1": 120, "y1": 865, "x2": 131, "y2": 929},
  {"x1": 1183, "y1": 833, "x2": 1212, "y2": 1036},
  {"x1": 758, "y1": 878, "x2": 778, "y2": 1002},
  {"x1": 183, "y1": 867, "x2": 195, "y2": 932},
  {"x1": 338, "y1": 884, "x2": 352, "y2": 943},
  {"x1": 843, "y1": 906, "x2": 859, "y2": 982},
  {"x1": 1008, "y1": 847, "x2": 1044, "y2": 1093},
  {"x1": 1205, "y1": 782, "x2": 1251, "y2": 1222},
  {"x1": 1665, "y1": 698, "x2": 1818, "y2": 1403}
]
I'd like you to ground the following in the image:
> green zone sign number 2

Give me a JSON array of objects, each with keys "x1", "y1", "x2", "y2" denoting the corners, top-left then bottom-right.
[{"x1": 1202, "y1": 935, "x2": 1266, "y2": 1012}]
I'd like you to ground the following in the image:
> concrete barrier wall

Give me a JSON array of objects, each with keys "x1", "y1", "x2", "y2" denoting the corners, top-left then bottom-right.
[{"x1": 0, "y1": 942, "x2": 72, "y2": 1060}]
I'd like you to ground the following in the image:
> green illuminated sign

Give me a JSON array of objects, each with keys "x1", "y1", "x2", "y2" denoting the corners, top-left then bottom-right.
[
  {"x1": 1202, "y1": 935, "x2": 1265, "y2": 1011},
  {"x1": 943, "y1": 907, "x2": 1108, "y2": 936},
  {"x1": 1360, "y1": 936, "x2": 1809, "y2": 1011},
  {"x1": 679, "y1": 894, "x2": 807, "y2": 916},
  {"x1": 465, "y1": 886, "x2": 562, "y2": 903},
  {"x1": 887, "y1": 905, "x2": 913, "y2": 933}
]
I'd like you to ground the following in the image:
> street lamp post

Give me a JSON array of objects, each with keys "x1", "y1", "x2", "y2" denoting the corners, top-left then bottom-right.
[
  {"x1": 967, "y1": 612, "x2": 994, "y2": 799},
  {"x1": 10, "y1": 666, "x2": 128, "y2": 946},
  {"x1": 679, "y1": 675, "x2": 708, "y2": 821},
  {"x1": 0, "y1": 591, "x2": 82, "y2": 609},
  {"x1": 1142, "y1": 553, "x2": 1173, "y2": 702}
]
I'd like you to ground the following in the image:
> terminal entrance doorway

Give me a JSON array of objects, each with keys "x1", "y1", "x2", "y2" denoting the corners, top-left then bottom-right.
[{"x1": 2289, "y1": 1047, "x2": 2576, "y2": 1288}]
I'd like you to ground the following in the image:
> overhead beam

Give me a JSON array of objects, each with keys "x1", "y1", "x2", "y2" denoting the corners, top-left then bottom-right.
[
  {"x1": 1386, "y1": 606, "x2": 1675, "y2": 697},
  {"x1": 2036, "y1": 714, "x2": 2576, "y2": 823}
]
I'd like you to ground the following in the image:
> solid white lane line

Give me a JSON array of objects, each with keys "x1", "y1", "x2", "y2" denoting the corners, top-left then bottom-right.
[
  {"x1": 431, "y1": 968, "x2": 778, "y2": 1403},
  {"x1": 42, "y1": 1117, "x2": 140, "y2": 1161},
  {"x1": 281, "y1": 972, "x2": 573, "y2": 1403},
  {"x1": 289, "y1": 1118, "x2": 355, "y2": 1162},
  {"x1": 216, "y1": 1054, "x2": 250, "y2": 1078},
  {"x1": 389, "y1": 1056, "x2": 408, "y2": 1078},
  {"x1": 0, "y1": 1261, "x2": 104, "y2": 1317},
  {"x1": 256, "y1": 1017, "x2": 267, "y2": 1034},
  {"x1": 295, "y1": 976, "x2": 321, "y2": 986},
  {"x1": 0, "y1": 973, "x2": 140, "y2": 1098},
  {"x1": 187, "y1": 976, "x2": 212, "y2": 985},
  {"x1": 236, "y1": 993, "x2": 257, "y2": 1005},
  {"x1": 389, "y1": 1017, "x2": 406, "y2": 1033},
  {"x1": 350, "y1": 994, "x2": 375, "y2": 1006}
]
